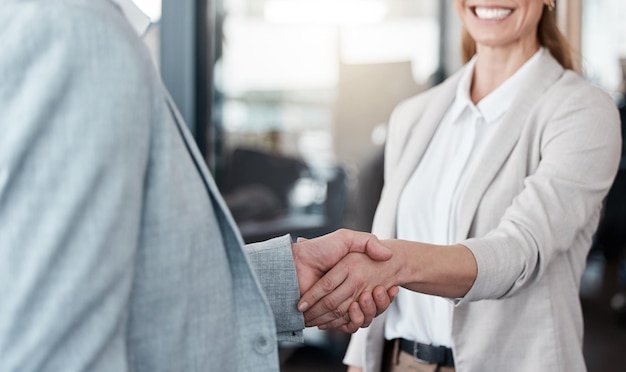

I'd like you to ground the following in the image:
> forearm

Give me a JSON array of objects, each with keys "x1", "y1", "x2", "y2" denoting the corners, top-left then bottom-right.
[
  {"x1": 386, "y1": 240, "x2": 478, "y2": 299},
  {"x1": 299, "y1": 238, "x2": 478, "y2": 325}
]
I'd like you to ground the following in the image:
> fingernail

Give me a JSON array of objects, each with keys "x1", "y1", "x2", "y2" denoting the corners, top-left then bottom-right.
[
  {"x1": 318, "y1": 325, "x2": 327, "y2": 330},
  {"x1": 298, "y1": 302, "x2": 309, "y2": 312}
]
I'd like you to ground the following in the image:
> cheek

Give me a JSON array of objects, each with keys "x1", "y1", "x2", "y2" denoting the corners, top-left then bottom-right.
[
  {"x1": 520, "y1": 8, "x2": 544, "y2": 36},
  {"x1": 528, "y1": 1, "x2": 547, "y2": 23}
]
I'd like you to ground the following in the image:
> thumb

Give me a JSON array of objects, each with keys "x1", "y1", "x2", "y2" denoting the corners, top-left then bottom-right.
[{"x1": 345, "y1": 231, "x2": 392, "y2": 261}]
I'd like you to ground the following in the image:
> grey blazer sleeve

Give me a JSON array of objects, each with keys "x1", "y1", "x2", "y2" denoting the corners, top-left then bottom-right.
[{"x1": 245, "y1": 235, "x2": 305, "y2": 342}]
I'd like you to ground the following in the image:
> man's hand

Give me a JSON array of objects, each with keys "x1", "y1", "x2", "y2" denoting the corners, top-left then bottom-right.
[
  {"x1": 299, "y1": 250, "x2": 402, "y2": 328},
  {"x1": 291, "y1": 229, "x2": 397, "y2": 332},
  {"x1": 317, "y1": 285, "x2": 399, "y2": 333}
]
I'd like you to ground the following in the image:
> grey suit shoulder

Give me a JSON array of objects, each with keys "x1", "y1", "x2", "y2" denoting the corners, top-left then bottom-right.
[{"x1": 0, "y1": 1, "x2": 303, "y2": 371}]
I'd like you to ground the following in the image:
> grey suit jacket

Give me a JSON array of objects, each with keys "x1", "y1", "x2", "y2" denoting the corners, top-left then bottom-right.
[
  {"x1": 344, "y1": 52, "x2": 621, "y2": 371},
  {"x1": 0, "y1": 1, "x2": 303, "y2": 371}
]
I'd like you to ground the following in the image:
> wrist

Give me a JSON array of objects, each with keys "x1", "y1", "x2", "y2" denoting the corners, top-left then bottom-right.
[{"x1": 387, "y1": 241, "x2": 414, "y2": 287}]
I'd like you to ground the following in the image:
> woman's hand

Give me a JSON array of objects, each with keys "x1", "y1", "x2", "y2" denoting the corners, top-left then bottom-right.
[{"x1": 347, "y1": 366, "x2": 363, "y2": 372}]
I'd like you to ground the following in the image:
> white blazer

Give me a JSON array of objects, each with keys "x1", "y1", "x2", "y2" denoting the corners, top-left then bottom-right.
[{"x1": 344, "y1": 52, "x2": 621, "y2": 372}]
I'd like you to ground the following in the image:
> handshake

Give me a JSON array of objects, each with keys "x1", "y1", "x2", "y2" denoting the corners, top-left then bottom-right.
[{"x1": 291, "y1": 229, "x2": 400, "y2": 334}]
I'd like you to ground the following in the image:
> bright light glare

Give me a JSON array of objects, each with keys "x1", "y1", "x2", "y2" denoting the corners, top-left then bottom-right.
[
  {"x1": 132, "y1": 0, "x2": 162, "y2": 22},
  {"x1": 265, "y1": 0, "x2": 388, "y2": 25},
  {"x1": 341, "y1": 20, "x2": 440, "y2": 84},
  {"x1": 221, "y1": 19, "x2": 338, "y2": 93}
]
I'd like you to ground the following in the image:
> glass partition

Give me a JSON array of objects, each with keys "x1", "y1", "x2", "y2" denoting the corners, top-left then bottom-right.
[
  {"x1": 581, "y1": 0, "x2": 626, "y2": 96},
  {"x1": 212, "y1": 0, "x2": 458, "y2": 242}
]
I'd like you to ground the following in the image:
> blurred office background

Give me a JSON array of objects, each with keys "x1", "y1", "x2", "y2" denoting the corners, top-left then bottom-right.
[{"x1": 134, "y1": 0, "x2": 626, "y2": 370}]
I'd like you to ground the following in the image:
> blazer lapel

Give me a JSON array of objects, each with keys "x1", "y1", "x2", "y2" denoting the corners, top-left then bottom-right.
[
  {"x1": 455, "y1": 52, "x2": 565, "y2": 239},
  {"x1": 373, "y1": 73, "x2": 461, "y2": 239},
  {"x1": 162, "y1": 89, "x2": 246, "y2": 247}
]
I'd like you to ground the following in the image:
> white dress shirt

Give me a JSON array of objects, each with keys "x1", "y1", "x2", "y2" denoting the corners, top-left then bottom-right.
[
  {"x1": 384, "y1": 48, "x2": 546, "y2": 348},
  {"x1": 109, "y1": 0, "x2": 151, "y2": 36}
]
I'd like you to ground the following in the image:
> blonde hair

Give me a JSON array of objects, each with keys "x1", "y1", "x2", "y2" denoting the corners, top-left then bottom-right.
[{"x1": 461, "y1": 4, "x2": 574, "y2": 70}]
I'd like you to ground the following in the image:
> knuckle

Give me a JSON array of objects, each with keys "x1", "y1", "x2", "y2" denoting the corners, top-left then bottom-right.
[
  {"x1": 320, "y1": 276, "x2": 335, "y2": 292},
  {"x1": 331, "y1": 307, "x2": 344, "y2": 319},
  {"x1": 323, "y1": 296, "x2": 341, "y2": 312},
  {"x1": 375, "y1": 298, "x2": 386, "y2": 309},
  {"x1": 349, "y1": 309, "x2": 362, "y2": 322}
]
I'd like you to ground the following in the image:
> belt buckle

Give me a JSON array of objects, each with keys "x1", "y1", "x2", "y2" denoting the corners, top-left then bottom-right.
[
  {"x1": 411, "y1": 341, "x2": 445, "y2": 365},
  {"x1": 412, "y1": 342, "x2": 425, "y2": 363}
]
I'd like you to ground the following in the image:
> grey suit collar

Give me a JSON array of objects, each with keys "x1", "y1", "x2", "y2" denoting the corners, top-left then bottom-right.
[{"x1": 161, "y1": 87, "x2": 246, "y2": 248}]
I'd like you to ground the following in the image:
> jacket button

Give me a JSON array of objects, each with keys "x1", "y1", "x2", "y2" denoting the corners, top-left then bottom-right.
[{"x1": 254, "y1": 335, "x2": 274, "y2": 354}]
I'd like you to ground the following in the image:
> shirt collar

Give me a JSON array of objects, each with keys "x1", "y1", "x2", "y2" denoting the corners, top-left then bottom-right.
[
  {"x1": 110, "y1": 0, "x2": 151, "y2": 36},
  {"x1": 453, "y1": 47, "x2": 546, "y2": 124}
]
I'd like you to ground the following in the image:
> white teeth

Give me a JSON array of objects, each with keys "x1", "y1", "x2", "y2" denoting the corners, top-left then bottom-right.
[{"x1": 474, "y1": 7, "x2": 512, "y2": 20}]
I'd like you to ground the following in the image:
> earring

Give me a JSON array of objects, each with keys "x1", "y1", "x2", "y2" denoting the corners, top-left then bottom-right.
[{"x1": 547, "y1": 0, "x2": 555, "y2": 12}]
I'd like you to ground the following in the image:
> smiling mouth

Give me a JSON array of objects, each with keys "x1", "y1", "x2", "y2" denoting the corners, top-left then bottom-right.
[{"x1": 472, "y1": 6, "x2": 513, "y2": 20}]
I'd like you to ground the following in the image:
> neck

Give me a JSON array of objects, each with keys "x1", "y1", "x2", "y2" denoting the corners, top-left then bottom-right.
[{"x1": 470, "y1": 41, "x2": 540, "y2": 104}]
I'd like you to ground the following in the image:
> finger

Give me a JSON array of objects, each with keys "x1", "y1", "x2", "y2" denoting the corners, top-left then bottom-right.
[
  {"x1": 340, "y1": 302, "x2": 365, "y2": 333},
  {"x1": 303, "y1": 276, "x2": 355, "y2": 323},
  {"x1": 296, "y1": 237, "x2": 308, "y2": 243},
  {"x1": 305, "y1": 294, "x2": 354, "y2": 326},
  {"x1": 388, "y1": 286, "x2": 400, "y2": 301},
  {"x1": 324, "y1": 303, "x2": 360, "y2": 333},
  {"x1": 314, "y1": 313, "x2": 348, "y2": 330},
  {"x1": 348, "y1": 301, "x2": 366, "y2": 328},
  {"x1": 340, "y1": 230, "x2": 391, "y2": 261},
  {"x1": 335, "y1": 323, "x2": 356, "y2": 334},
  {"x1": 347, "y1": 366, "x2": 364, "y2": 372},
  {"x1": 371, "y1": 286, "x2": 393, "y2": 316},
  {"x1": 298, "y1": 264, "x2": 349, "y2": 313},
  {"x1": 343, "y1": 303, "x2": 363, "y2": 333},
  {"x1": 362, "y1": 238, "x2": 392, "y2": 261},
  {"x1": 357, "y1": 292, "x2": 376, "y2": 327},
  {"x1": 319, "y1": 302, "x2": 363, "y2": 331}
]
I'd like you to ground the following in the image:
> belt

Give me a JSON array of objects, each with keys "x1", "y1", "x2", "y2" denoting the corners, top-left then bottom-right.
[{"x1": 397, "y1": 338, "x2": 455, "y2": 367}]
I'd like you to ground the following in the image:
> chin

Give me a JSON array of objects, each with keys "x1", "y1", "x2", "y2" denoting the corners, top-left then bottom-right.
[{"x1": 471, "y1": 34, "x2": 510, "y2": 48}]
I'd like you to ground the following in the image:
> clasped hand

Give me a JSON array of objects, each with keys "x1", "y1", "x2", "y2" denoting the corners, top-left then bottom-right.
[{"x1": 291, "y1": 229, "x2": 399, "y2": 333}]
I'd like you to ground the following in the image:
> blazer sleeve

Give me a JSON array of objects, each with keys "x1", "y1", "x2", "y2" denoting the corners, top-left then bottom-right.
[
  {"x1": 0, "y1": 3, "x2": 152, "y2": 370},
  {"x1": 460, "y1": 77, "x2": 622, "y2": 302},
  {"x1": 245, "y1": 235, "x2": 305, "y2": 342}
]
